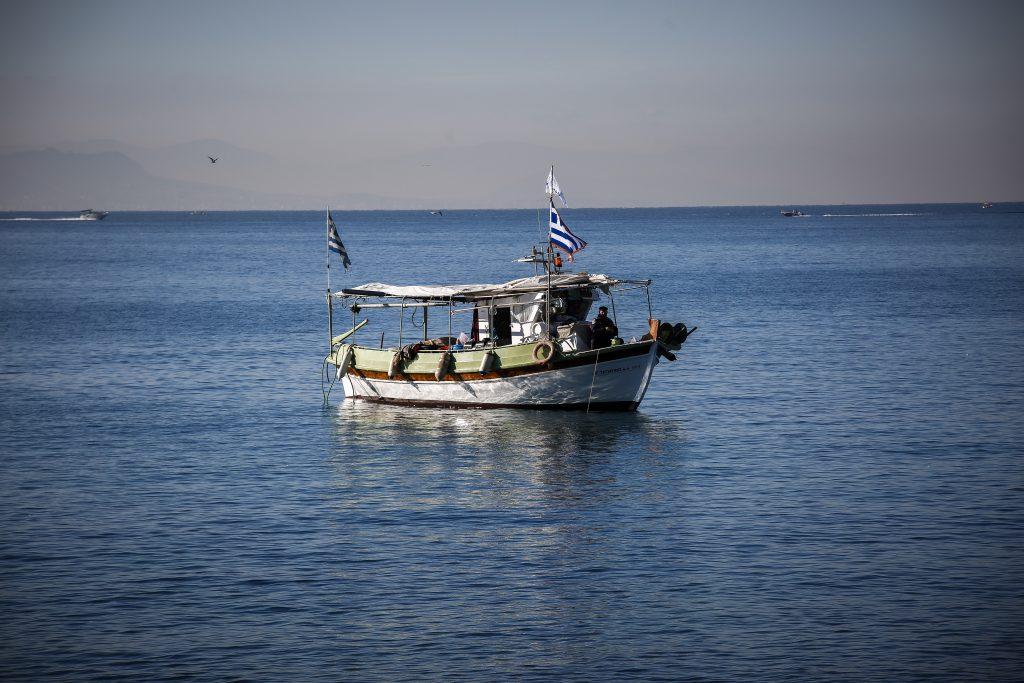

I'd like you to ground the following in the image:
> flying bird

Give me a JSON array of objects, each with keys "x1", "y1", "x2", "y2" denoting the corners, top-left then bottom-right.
[{"x1": 207, "y1": 156, "x2": 218, "y2": 164}]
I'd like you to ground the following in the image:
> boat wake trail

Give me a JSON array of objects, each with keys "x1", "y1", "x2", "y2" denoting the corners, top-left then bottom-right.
[
  {"x1": 0, "y1": 217, "x2": 90, "y2": 221},
  {"x1": 823, "y1": 213, "x2": 924, "y2": 217}
]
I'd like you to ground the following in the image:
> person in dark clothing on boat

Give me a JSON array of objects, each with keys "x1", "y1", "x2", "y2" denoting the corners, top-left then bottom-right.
[{"x1": 591, "y1": 305, "x2": 618, "y2": 349}]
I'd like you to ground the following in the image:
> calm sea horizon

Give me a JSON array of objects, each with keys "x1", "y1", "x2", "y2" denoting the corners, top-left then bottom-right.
[{"x1": 2, "y1": 203, "x2": 1022, "y2": 680}]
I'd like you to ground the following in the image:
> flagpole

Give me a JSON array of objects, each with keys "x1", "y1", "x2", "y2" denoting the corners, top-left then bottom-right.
[
  {"x1": 326, "y1": 206, "x2": 334, "y2": 352},
  {"x1": 326, "y1": 204, "x2": 331, "y2": 292},
  {"x1": 544, "y1": 164, "x2": 554, "y2": 246},
  {"x1": 545, "y1": 197, "x2": 553, "y2": 338}
]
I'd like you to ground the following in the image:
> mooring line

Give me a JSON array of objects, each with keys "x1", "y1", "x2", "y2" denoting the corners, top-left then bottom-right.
[{"x1": 586, "y1": 347, "x2": 600, "y2": 413}]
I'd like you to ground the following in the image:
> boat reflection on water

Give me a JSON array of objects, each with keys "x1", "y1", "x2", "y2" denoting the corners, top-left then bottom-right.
[
  {"x1": 329, "y1": 399, "x2": 684, "y2": 455},
  {"x1": 325, "y1": 400, "x2": 689, "y2": 508},
  {"x1": 321, "y1": 401, "x2": 694, "y2": 648}
]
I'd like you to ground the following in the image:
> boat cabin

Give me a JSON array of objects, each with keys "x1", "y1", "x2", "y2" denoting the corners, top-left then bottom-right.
[
  {"x1": 478, "y1": 286, "x2": 595, "y2": 349},
  {"x1": 333, "y1": 273, "x2": 651, "y2": 355}
]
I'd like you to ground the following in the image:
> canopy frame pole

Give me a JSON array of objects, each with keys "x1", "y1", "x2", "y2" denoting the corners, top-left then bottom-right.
[
  {"x1": 327, "y1": 292, "x2": 334, "y2": 354},
  {"x1": 645, "y1": 285, "x2": 653, "y2": 321},
  {"x1": 399, "y1": 297, "x2": 405, "y2": 347},
  {"x1": 347, "y1": 301, "x2": 449, "y2": 310}
]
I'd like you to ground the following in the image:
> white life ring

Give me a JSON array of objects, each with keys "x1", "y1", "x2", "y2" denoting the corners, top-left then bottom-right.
[
  {"x1": 522, "y1": 321, "x2": 549, "y2": 343},
  {"x1": 532, "y1": 340, "x2": 556, "y2": 364}
]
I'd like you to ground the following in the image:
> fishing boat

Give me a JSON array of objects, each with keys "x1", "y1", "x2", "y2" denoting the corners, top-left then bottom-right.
[
  {"x1": 321, "y1": 169, "x2": 695, "y2": 411},
  {"x1": 780, "y1": 209, "x2": 805, "y2": 217},
  {"x1": 79, "y1": 209, "x2": 109, "y2": 220}
]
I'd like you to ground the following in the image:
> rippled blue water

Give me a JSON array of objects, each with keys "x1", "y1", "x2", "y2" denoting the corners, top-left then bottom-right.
[{"x1": 2, "y1": 204, "x2": 1023, "y2": 681}]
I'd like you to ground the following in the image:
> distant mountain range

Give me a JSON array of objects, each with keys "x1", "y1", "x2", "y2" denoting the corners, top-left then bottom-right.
[
  {"x1": 1, "y1": 138, "x2": 1017, "y2": 210},
  {"x1": 0, "y1": 138, "x2": 722, "y2": 211},
  {"x1": 0, "y1": 142, "x2": 424, "y2": 211}
]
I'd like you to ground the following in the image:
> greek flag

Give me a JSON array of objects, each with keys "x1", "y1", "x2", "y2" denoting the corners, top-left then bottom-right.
[
  {"x1": 549, "y1": 202, "x2": 586, "y2": 261},
  {"x1": 327, "y1": 210, "x2": 351, "y2": 270}
]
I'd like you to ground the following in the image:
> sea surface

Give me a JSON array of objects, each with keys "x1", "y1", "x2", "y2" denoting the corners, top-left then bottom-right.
[{"x1": 1, "y1": 204, "x2": 1023, "y2": 681}]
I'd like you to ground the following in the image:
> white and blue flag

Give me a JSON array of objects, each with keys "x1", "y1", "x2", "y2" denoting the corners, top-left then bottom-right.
[
  {"x1": 548, "y1": 202, "x2": 586, "y2": 261},
  {"x1": 546, "y1": 167, "x2": 568, "y2": 207},
  {"x1": 327, "y1": 210, "x2": 351, "y2": 270}
]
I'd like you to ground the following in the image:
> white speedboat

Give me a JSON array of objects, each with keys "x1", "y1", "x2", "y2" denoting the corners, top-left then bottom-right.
[
  {"x1": 321, "y1": 169, "x2": 695, "y2": 411},
  {"x1": 79, "y1": 209, "x2": 109, "y2": 220}
]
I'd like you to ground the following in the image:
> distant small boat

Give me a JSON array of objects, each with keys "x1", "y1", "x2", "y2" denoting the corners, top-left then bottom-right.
[
  {"x1": 780, "y1": 209, "x2": 805, "y2": 217},
  {"x1": 190, "y1": 210, "x2": 208, "y2": 215},
  {"x1": 430, "y1": 210, "x2": 444, "y2": 216},
  {"x1": 981, "y1": 202, "x2": 993, "y2": 209},
  {"x1": 79, "y1": 209, "x2": 109, "y2": 220}
]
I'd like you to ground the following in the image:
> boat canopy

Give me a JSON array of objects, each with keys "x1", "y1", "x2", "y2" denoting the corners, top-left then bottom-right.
[{"x1": 335, "y1": 273, "x2": 650, "y2": 302}]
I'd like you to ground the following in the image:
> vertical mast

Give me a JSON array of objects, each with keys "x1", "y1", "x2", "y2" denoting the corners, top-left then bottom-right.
[
  {"x1": 326, "y1": 205, "x2": 331, "y2": 292},
  {"x1": 545, "y1": 165, "x2": 556, "y2": 275},
  {"x1": 544, "y1": 167, "x2": 553, "y2": 336},
  {"x1": 543, "y1": 164, "x2": 555, "y2": 258},
  {"x1": 326, "y1": 206, "x2": 334, "y2": 351}
]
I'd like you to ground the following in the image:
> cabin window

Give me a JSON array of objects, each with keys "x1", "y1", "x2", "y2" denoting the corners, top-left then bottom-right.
[
  {"x1": 493, "y1": 307, "x2": 512, "y2": 346},
  {"x1": 552, "y1": 289, "x2": 593, "y2": 323}
]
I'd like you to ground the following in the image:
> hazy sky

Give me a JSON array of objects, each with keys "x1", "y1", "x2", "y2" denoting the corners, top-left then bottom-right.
[{"x1": 2, "y1": 0, "x2": 1022, "y2": 205}]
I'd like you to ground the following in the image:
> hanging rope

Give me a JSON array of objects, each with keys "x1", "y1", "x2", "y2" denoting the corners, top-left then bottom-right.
[
  {"x1": 586, "y1": 347, "x2": 601, "y2": 413},
  {"x1": 321, "y1": 354, "x2": 338, "y2": 404}
]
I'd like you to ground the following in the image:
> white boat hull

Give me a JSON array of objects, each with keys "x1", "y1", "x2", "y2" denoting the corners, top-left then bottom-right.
[{"x1": 341, "y1": 342, "x2": 660, "y2": 410}]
